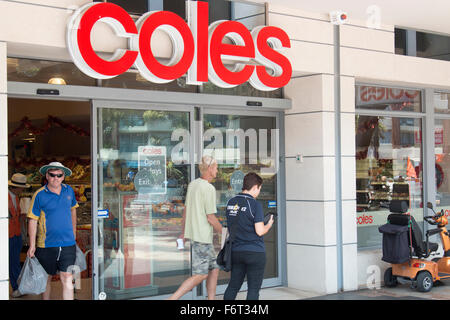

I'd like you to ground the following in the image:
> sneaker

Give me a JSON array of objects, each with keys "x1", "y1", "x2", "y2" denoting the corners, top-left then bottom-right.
[{"x1": 11, "y1": 290, "x2": 23, "y2": 298}]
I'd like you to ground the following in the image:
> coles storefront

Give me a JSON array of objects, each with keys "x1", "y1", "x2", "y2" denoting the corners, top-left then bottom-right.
[
  {"x1": 5, "y1": 0, "x2": 450, "y2": 301},
  {"x1": 4, "y1": 0, "x2": 292, "y2": 300}
]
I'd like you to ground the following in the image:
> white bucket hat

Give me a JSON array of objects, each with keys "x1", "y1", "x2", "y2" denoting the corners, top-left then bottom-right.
[
  {"x1": 39, "y1": 161, "x2": 72, "y2": 177},
  {"x1": 8, "y1": 173, "x2": 31, "y2": 188}
]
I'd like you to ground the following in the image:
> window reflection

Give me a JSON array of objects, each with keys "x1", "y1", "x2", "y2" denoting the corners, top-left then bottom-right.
[
  {"x1": 435, "y1": 119, "x2": 450, "y2": 215},
  {"x1": 7, "y1": 58, "x2": 95, "y2": 86},
  {"x1": 356, "y1": 85, "x2": 422, "y2": 113},
  {"x1": 103, "y1": 0, "x2": 266, "y2": 30},
  {"x1": 202, "y1": 114, "x2": 278, "y2": 285},
  {"x1": 434, "y1": 92, "x2": 450, "y2": 114},
  {"x1": 355, "y1": 115, "x2": 423, "y2": 248},
  {"x1": 98, "y1": 108, "x2": 191, "y2": 299}
]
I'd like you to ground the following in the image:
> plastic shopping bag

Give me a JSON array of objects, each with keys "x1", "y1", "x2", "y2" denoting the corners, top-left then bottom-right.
[
  {"x1": 17, "y1": 256, "x2": 48, "y2": 295},
  {"x1": 73, "y1": 245, "x2": 87, "y2": 273}
]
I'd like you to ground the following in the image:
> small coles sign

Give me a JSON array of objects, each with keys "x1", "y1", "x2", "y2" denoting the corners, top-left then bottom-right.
[{"x1": 67, "y1": 1, "x2": 292, "y2": 91}]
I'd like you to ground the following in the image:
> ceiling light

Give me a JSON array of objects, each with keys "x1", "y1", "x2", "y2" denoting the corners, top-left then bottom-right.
[{"x1": 48, "y1": 77, "x2": 67, "y2": 85}]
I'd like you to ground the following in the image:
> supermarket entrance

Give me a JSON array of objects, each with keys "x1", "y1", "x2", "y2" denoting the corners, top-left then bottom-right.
[
  {"x1": 7, "y1": 81, "x2": 287, "y2": 300},
  {"x1": 7, "y1": 97, "x2": 92, "y2": 299},
  {"x1": 92, "y1": 100, "x2": 281, "y2": 300}
]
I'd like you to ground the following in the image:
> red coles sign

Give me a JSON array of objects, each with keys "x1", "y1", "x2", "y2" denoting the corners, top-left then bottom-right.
[{"x1": 67, "y1": 1, "x2": 292, "y2": 91}]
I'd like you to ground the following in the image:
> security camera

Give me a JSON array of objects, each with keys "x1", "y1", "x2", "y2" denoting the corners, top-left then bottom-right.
[{"x1": 329, "y1": 11, "x2": 348, "y2": 25}]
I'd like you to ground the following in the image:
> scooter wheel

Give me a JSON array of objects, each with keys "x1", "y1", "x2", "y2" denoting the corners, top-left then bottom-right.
[
  {"x1": 416, "y1": 271, "x2": 433, "y2": 292},
  {"x1": 384, "y1": 267, "x2": 398, "y2": 287}
]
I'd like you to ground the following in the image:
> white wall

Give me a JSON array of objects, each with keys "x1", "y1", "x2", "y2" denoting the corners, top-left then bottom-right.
[
  {"x1": 0, "y1": 41, "x2": 9, "y2": 300},
  {"x1": 268, "y1": 1, "x2": 450, "y2": 293}
]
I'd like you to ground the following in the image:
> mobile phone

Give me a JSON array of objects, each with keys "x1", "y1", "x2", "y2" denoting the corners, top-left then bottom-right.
[{"x1": 264, "y1": 212, "x2": 277, "y2": 224}]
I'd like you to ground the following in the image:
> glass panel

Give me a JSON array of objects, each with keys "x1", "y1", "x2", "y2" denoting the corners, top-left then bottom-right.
[
  {"x1": 7, "y1": 58, "x2": 96, "y2": 86},
  {"x1": 417, "y1": 31, "x2": 450, "y2": 62},
  {"x1": 202, "y1": 114, "x2": 278, "y2": 286},
  {"x1": 99, "y1": 0, "x2": 149, "y2": 15},
  {"x1": 200, "y1": 81, "x2": 282, "y2": 98},
  {"x1": 102, "y1": 73, "x2": 198, "y2": 93},
  {"x1": 434, "y1": 92, "x2": 450, "y2": 114},
  {"x1": 356, "y1": 85, "x2": 422, "y2": 113},
  {"x1": 102, "y1": 73, "x2": 282, "y2": 98},
  {"x1": 435, "y1": 119, "x2": 450, "y2": 215},
  {"x1": 103, "y1": 0, "x2": 265, "y2": 27},
  {"x1": 97, "y1": 107, "x2": 191, "y2": 299},
  {"x1": 395, "y1": 28, "x2": 407, "y2": 55},
  {"x1": 355, "y1": 116, "x2": 423, "y2": 249}
]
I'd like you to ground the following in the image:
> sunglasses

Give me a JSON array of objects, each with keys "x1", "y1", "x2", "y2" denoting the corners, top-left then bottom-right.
[{"x1": 48, "y1": 173, "x2": 64, "y2": 178}]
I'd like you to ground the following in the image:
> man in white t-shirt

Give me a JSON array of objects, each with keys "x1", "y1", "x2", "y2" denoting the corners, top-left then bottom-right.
[{"x1": 168, "y1": 156, "x2": 223, "y2": 300}]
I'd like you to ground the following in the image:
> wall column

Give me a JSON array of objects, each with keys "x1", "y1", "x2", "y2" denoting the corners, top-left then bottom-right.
[
  {"x1": 283, "y1": 73, "x2": 358, "y2": 294},
  {"x1": 284, "y1": 74, "x2": 338, "y2": 294}
]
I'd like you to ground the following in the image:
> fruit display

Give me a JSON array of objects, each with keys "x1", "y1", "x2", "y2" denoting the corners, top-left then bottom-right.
[
  {"x1": 152, "y1": 217, "x2": 182, "y2": 231},
  {"x1": 10, "y1": 157, "x2": 91, "y2": 185},
  {"x1": 73, "y1": 185, "x2": 88, "y2": 202},
  {"x1": 65, "y1": 164, "x2": 91, "y2": 182},
  {"x1": 103, "y1": 182, "x2": 135, "y2": 191}
]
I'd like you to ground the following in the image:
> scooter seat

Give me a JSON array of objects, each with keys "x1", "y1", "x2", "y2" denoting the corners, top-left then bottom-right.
[
  {"x1": 388, "y1": 213, "x2": 439, "y2": 258},
  {"x1": 428, "y1": 242, "x2": 439, "y2": 253},
  {"x1": 412, "y1": 242, "x2": 439, "y2": 257}
]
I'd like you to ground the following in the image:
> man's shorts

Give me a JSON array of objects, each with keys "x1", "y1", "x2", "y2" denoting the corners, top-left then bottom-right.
[
  {"x1": 35, "y1": 245, "x2": 76, "y2": 275},
  {"x1": 192, "y1": 241, "x2": 219, "y2": 275}
]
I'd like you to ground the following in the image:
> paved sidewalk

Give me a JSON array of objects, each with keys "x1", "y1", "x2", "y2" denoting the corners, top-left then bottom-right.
[{"x1": 222, "y1": 280, "x2": 450, "y2": 300}]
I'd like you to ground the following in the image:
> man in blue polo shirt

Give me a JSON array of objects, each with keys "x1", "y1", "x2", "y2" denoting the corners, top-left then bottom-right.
[
  {"x1": 27, "y1": 162, "x2": 78, "y2": 300},
  {"x1": 223, "y1": 172, "x2": 273, "y2": 300}
]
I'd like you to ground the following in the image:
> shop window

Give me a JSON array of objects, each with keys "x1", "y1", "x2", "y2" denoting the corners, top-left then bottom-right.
[
  {"x1": 434, "y1": 92, "x2": 450, "y2": 114},
  {"x1": 355, "y1": 115, "x2": 423, "y2": 249},
  {"x1": 199, "y1": 81, "x2": 282, "y2": 99},
  {"x1": 395, "y1": 27, "x2": 450, "y2": 62},
  {"x1": 7, "y1": 58, "x2": 96, "y2": 86},
  {"x1": 417, "y1": 31, "x2": 450, "y2": 62},
  {"x1": 435, "y1": 119, "x2": 450, "y2": 214},
  {"x1": 356, "y1": 85, "x2": 422, "y2": 113},
  {"x1": 100, "y1": 0, "x2": 231, "y2": 23},
  {"x1": 96, "y1": 0, "x2": 149, "y2": 15},
  {"x1": 97, "y1": 0, "x2": 265, "y2": 28},
  {"x1": 395, "y1": 28, "x2": 407, "y2": 55},
  {"x1": 102, "y1": 73, "x2": 198, "y2": 93}
]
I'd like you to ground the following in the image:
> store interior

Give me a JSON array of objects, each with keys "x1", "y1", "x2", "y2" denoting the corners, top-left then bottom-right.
[{"x1": 8, "y1": 97, "x2": 92, "y2": 299}]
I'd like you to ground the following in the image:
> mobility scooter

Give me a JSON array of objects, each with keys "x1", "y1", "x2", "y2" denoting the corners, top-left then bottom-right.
[{"x1": 379, "y1": 201, "x2": 450, "y2": 292}]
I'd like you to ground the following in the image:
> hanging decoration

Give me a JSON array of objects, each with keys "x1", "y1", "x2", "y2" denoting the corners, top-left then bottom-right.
[{"x1": 9, "y1": 116, "x2": 90, "y2": 138}]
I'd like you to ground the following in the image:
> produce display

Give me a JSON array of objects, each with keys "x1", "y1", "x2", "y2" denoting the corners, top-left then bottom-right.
[{"x1": 10, "y1": 157, "x2": 91, "y2": 185}]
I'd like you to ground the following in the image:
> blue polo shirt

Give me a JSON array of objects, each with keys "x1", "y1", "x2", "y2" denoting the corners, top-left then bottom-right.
[
  {"x1": 225, "y1": 193, "x2": 265, "y2": 252},
  {"x1": 27, "y1": 184, "x2": 79, "y2": 248}
]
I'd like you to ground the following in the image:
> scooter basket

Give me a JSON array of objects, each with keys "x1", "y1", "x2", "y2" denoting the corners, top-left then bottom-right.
[{"x1": 378, "y1": 223, "x2": 410, "y2": 264}]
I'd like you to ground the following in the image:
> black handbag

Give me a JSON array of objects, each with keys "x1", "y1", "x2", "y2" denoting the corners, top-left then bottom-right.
[{"x1": 217, "y1": 218, "x2": 236, "y2": 272}]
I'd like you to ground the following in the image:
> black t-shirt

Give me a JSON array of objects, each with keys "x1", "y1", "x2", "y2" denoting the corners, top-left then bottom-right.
[{"x1": 225, "y1": 193, "x2": 265, "y2": 252}]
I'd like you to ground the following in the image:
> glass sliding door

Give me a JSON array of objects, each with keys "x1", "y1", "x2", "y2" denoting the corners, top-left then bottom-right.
[
  {"x1": 93, "y1": 101, "x2": 193, "y2": 300},
  {"x1": 202, "y1": 110, "x2": 280, "y2": 292}
]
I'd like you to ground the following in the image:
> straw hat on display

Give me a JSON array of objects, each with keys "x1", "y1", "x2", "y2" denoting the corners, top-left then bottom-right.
[{"x1": 8, "y1": 173, "x2": 31, "y2": 188}]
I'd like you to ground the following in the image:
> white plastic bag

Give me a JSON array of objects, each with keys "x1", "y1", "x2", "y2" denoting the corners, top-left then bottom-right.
[
  {"x1": 73, "y1": 245, "x2": 87, "y2": 273},
  {"x1": 17, "y1": 256, "x2": 48, "y2": 295}
]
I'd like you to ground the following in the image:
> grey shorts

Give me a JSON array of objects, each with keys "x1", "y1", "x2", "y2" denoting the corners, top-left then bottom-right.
[{"x1": 192, "y1": 241, "x2": 219, "y2": 275}]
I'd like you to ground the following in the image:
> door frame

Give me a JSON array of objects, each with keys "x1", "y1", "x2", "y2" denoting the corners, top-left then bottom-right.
[
  {"x1": 7, "y1": 81, "x2": 290, "y2": 299},
  {"x1": 200, "y1": 106, "x2": 283, "y2": 296},
  {"x1": 92, "y1": 99, "x2": 197, "y2": 300}
]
